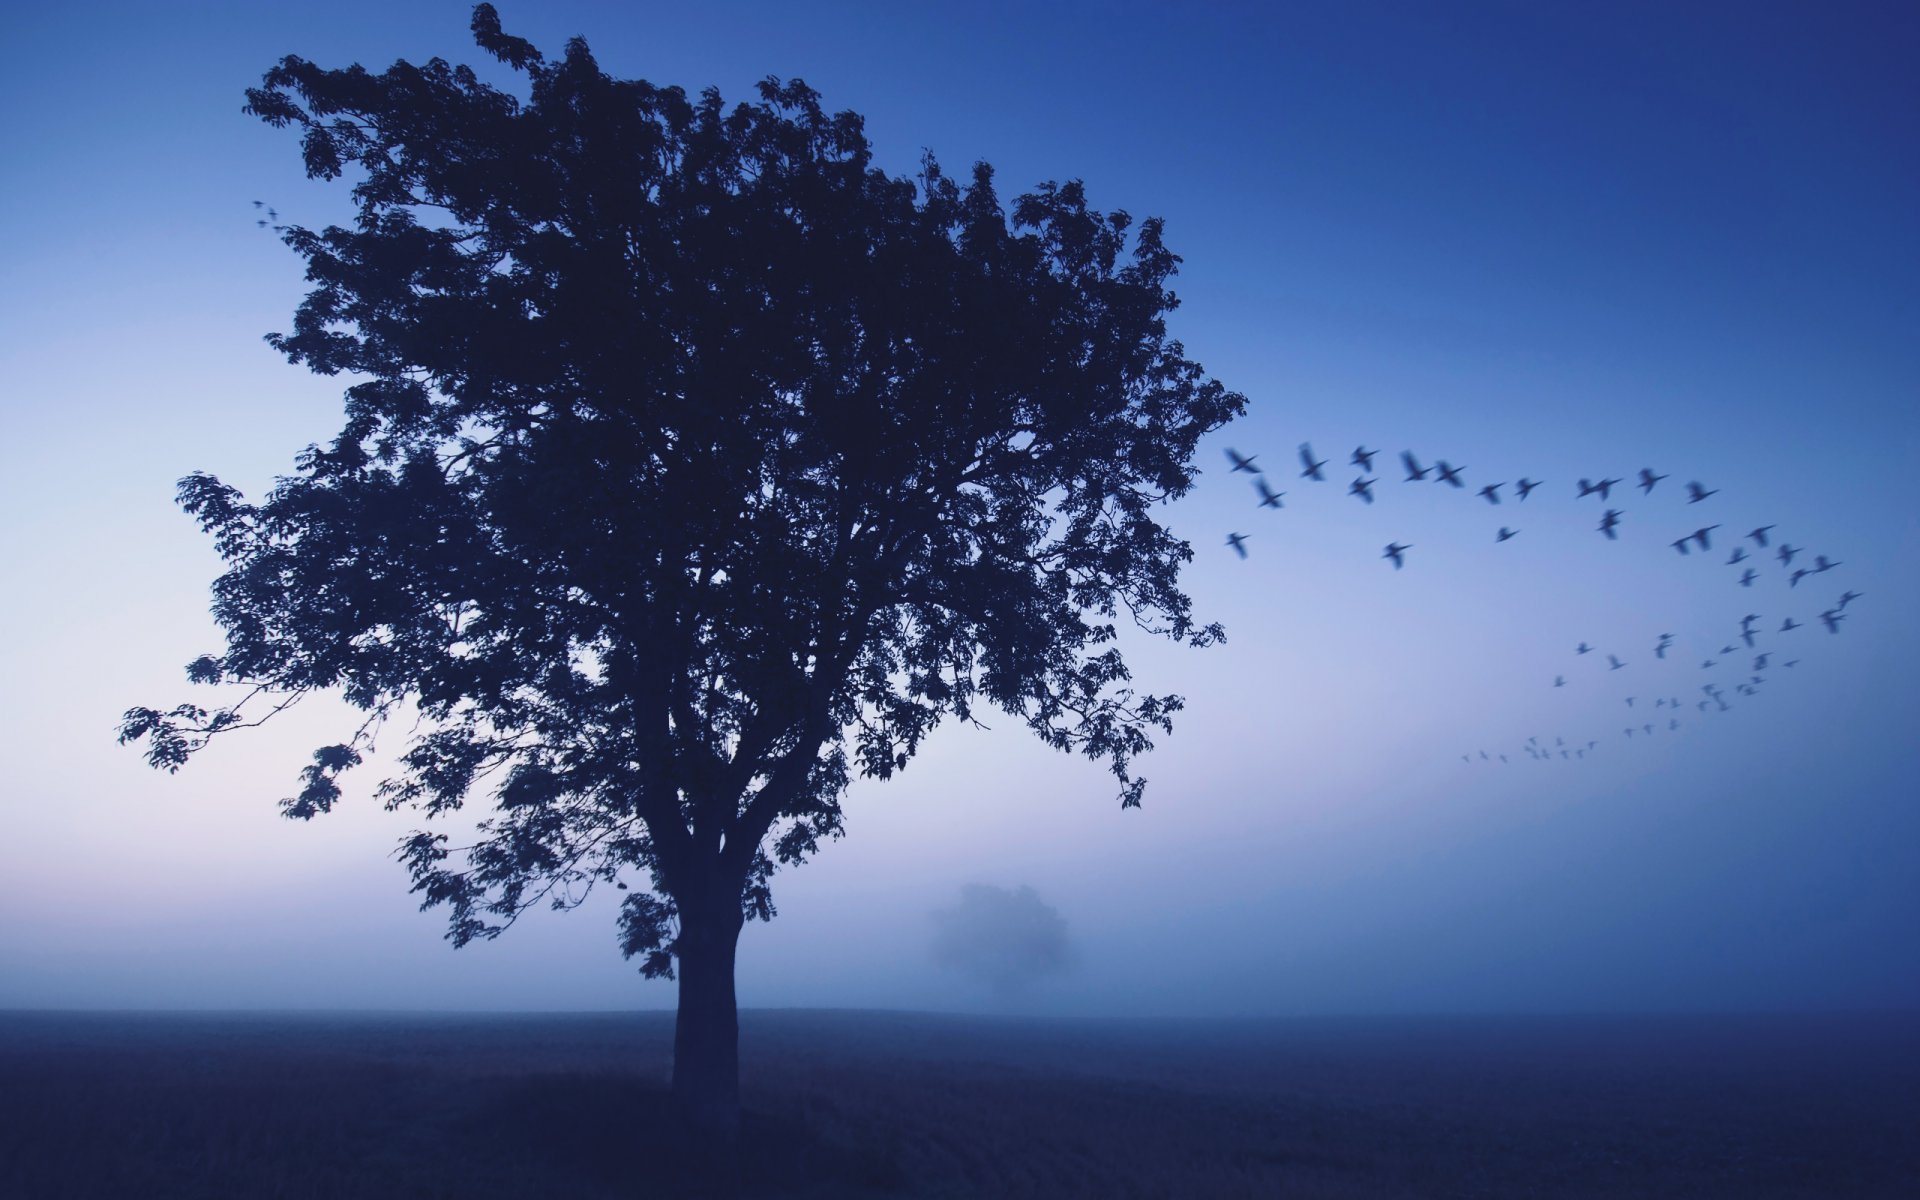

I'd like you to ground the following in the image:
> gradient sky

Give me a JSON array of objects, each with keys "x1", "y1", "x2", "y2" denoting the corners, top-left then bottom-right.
[{"x1": 2, "y1": 0, "x2": 1915, "y2": 1015}]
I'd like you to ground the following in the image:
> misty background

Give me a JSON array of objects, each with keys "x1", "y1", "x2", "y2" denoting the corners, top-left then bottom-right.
[{"x1": 1, "y1": 0, "x2": 1915, "y2": 1018}]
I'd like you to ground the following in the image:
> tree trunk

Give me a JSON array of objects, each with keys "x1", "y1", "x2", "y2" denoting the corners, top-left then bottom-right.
[{"x1": 672, "y1": 897, "x2": 745, "y2": 1184}]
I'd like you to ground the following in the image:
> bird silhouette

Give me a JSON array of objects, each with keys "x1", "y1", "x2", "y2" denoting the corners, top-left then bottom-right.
[
  {"x1": 1226, "y1": 532, "x2": 1248, "y2": 558},
  {"x1": 1727, "y1": 546, "x2": 1748, "y2": 565},
  {"x1": 1226, "y1": 448, "x2": 1260, "y2": 474},
  {"x1": 1598, "y1": 510, "x2": 1622, "y2": 539},
  {"x1": 1576, "y1": 643, "x2": 1592, "y2": 655},
  {"x1": 1685, "y1": 481, "x2": 1717, "y2": 503},
  {"x1": 1256, "y1": 477, "x2": 1285, "y2": 508},
  {"x1": 1739, "y1": 569, "x2": 1757, "y2": 587},
  {"x1": 1578, "y1": 477, "x2": 1622, "y2": 501},
  {"x1": 1740, "y1": 614, "x2": 1759, "y2": 630},
  {"x1": 1554, "y1": 675, "x2": 1565, "y2": 687},
  {"x1": 1837, "y1": 590, "x2": 1861, "y2": 608},
  {"x1": 1608, "y1": 654, "x2": 1625, "y2": 670},
  {"x1": 1299, "y1": 444, "x2": 1328, "y2": 481},
  {"x1": 1779, "y1": 617, "x2": 1800, "y2": 632},
  {"x1": 1638, "y1": 468, "x2": 1667, "y2": 494},
  {"x1": 1819, "y1": 609, "x2": 1844, "y2": 633},
  {"x1": 1515, "y1": 478, "x2": 1540, "y2": 500},
  {"x1": 1350, "y1": 476, "x2": 1377, "y2": 504},
  {"x1": 1754, "y1": 653, "x2": 1771, "y2": 671},
  {"x1": 1383, "y1": 542, "x2": 1410, "y2": 569},
  {"x1": 1741, "y1": 630, "x2": 1758, "y2": 648},
  {"x1": 1719, "y1": 644, "x2": 1738, "y2": 655},
  {"x1": 1352, "y1": 446, "x2": 1377, "y2": 471},
  {"x1": 1400, "y1": 451, "x2": 1429, "y2": 482},
  {"x1": 1748, "y1": 526, "x2": 1776, "y2": 547},
  {"x1": 1777, "y1": 544, "x2": 1800, "y2": 566},
  {"x1": 1784, "y1": 659, "x2": 1799, "y2": 668},
  {"x1": 1625, "y1": 697, "x2": 1636, "y2": 707},
  {"x1": 1434, "y1": 460, "x2": 1466, "y2": 488},
  {"x1": 1496, "y1": 526, "x2": 1518, "y2": 542},
  {"x1": 1671, "y1": 538, "x2": 1692, "y2": 556},
  {"x1": 1691, "y1": 525, "x2": 1719, "y2": 550},
  {"x1": 1789, "y1": 568, "x2": 1810, "y2": 587},
  {"x1": 1811, "y1": 554, "x2": 1841, "y2": 572},
  {"x1": 1702, "y1": 659, "x2": 1716, "y2": 668}
]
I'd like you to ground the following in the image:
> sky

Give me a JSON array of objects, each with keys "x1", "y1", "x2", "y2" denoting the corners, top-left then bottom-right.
[{"x1": 1, "y1": 0, "x2": 1915, "y2": 1016}]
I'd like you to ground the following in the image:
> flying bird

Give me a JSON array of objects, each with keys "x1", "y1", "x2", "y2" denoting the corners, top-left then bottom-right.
[
  {"x1": 1226, "y1": 533, "x2": 1248, "y2": 558},
  {"x1": 1515, "y1": 478, "x2": 1540, "y2": 500},
  {"x1": 1299, "y1": 444, "x2": 1328, "y2": 481},
  {"x1": 1671, "y1": 538, "x2": 1692, "y2": 556},
  {"x1": 1819, "y1": 609, "x2": 1844, "y2": 633},
  {"x1": 1383, "y1": 542, "x2": 1410, "y2": 569},
  {"x1": 1754, "y1": 653, "x2": 1771, "y2": 671},
  {"x1": 1434, "y1": 460, "x2": 1466, "y2": 488},
  {"x1": 1702, "y1": 659, "x2": 1715, "y2": 669},
  {"x1": 1608, "y1": 655, "x2": 1625, "y2": 670},
  {"x1": 1350, "y1": 476, "x2": 1377, "y2": 504},
  {"x1": 1686, "y1": 480, "x2": 1718, "y2": 503},
  {"x1": 1576, "y1": 643, "x2": 1593, "y2": 655},
  {"x1": 1554, "y1": 675, "x2": 1565, "y2": 687},
  {"x1": 1779, "y1": 617, "x2": 1800, "y2": 632},
  {"x1": 1400, "y1": 451, "x2": 1429, "y2": 482},
  {"x1": 1811, "y1": 554, "x2": 1841, "y2": 572},
  {"x1": 1748, "y1": 526, "x2": 1775, "y2": 547},
  {"x1": 1837, "y1": 590, "x2": 1861, "y2": 608},
  {"x1": 1738, "y1": 569, "x2": 1757, "y2": 587},
  {"x1": 1719, "y1": 644, "x2": 1737, "y2": 656},
  {"x1": 1226, "y1": 448, "x2": 1260, "y2": 474},
  {"x1": 1598, "y1": 510, "x2": 1622, "y2": 539},
  {"x1": 1256, "y1": 478, "x2": 1285, "y2": 508},
  {"x1": 1578, "y1": 477, "x2": 1622, "y2": 501},
  {"x1": 1351, "y1": 446, "x2": 1377, "y2": 471},
  {"x1": 1740, "y1": 614, "x2": 1760, "y2": 630},
  {"x1": 1638, "y1": 468, "x2": 1667, "y2": 494},
  {"x1": 1625, "y1": 697, "x2": 1636, "y2": 707},
  {"x1": 1727, "y1": 547, "x2": 1748, "y2": 565},
  {"x1": 1496, "y1": 526, "x2": 1518, "y2": 542},
  {"x1": 1777, "y1": 544, "x2": 1800, "y2": 566},
  {"x1": 1478, "y1": 483, "x2": 1503, "y2": 504},
  {"x1": 1691, "y1": 525, "x2": 1719, "y2": 550},
  {"x1": 1790, "y1": 568, "x2": 1809, "y2": 587}
]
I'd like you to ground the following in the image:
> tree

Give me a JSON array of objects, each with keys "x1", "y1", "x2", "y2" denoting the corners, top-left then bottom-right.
[
  {"x1": 931, "y1": 883, "x2": 1073, "y2": 996},
  {"x1": 120, "y1": 3, "x2": 1243, "y2": 1159}
]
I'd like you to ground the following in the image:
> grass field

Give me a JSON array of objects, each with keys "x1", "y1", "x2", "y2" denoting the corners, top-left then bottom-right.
[{"x1": 2, "y1": 1008, "x2": 1914, "y2": 1198}]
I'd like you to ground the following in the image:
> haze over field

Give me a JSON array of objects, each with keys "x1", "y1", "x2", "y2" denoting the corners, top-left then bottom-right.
[{"x1": 2, "y1": 0, "x2": 1915, "y2": 1019}]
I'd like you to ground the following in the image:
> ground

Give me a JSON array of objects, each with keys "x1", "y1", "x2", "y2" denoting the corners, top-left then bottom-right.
[{"x1": 2, "y1": 1009, "x2": 1914, "y2": 1198}]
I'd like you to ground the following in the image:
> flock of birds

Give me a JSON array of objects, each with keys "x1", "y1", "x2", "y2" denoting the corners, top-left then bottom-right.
[{"x1": 1216, "y1": 442, "x2": 1863, "y2": 765}]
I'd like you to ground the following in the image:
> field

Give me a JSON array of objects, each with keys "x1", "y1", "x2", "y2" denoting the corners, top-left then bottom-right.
[{"x1": 2, "y1": 1009, "x2": 1915, "y2": 1198}]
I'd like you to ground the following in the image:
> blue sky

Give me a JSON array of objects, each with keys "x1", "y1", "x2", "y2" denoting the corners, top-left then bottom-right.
[{"x1": 1, "y1": 0, "x2": 1914, "y2": 1014}]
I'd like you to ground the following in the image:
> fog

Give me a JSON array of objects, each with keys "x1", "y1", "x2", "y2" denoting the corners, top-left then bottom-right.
[{"x1": 1, "y1": 0, "x2": 1915, "y2": 1018}]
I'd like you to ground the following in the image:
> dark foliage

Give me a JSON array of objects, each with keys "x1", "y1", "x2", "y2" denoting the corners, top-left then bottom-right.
[{"x1": 121, "y1": 5, "x2": 1241, "y2": 979}]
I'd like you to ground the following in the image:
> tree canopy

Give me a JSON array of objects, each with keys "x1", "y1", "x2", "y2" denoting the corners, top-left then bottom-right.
[{"x1": 121, "y1": 3, "x2": 1242, "y2": 985}]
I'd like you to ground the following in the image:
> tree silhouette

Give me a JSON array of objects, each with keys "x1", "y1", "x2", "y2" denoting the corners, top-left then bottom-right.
[
  {"x1": 119, "y1": 3, "x2": 1242, "y2": 1160},
  {"x1": 931, "y1": 884, "x2": 1073, "y2": 996}
]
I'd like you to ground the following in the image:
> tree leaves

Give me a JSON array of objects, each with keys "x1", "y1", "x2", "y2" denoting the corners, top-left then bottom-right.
[{"x1": 125, "y1": 7, "x2": 1243, "y2": 966}]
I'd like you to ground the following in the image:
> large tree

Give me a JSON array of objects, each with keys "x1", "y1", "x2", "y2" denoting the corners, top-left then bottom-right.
[{"x1": 122, "y1": 3, "x2": 1242, "y2": 1154}]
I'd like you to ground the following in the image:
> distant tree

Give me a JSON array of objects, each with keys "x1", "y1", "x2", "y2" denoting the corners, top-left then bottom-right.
[
  {"x1": 931, "y1": 884, "x2": 1073, "y2": 995},
  {"x1": 120, "y1": 3, "x2": 1241, "y2": 1160}
]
